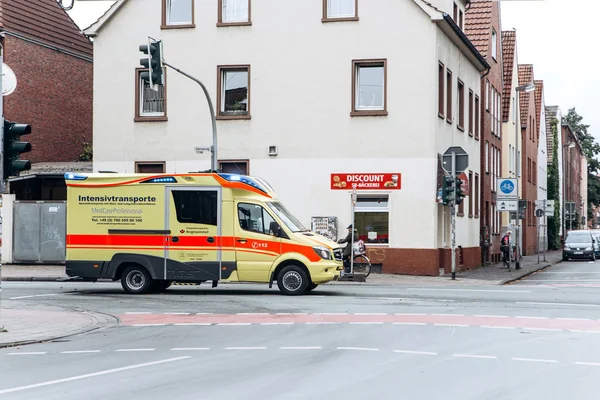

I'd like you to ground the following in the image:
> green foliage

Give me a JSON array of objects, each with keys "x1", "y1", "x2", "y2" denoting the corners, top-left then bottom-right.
[
  {"x1": 547, "y1": 118, "x2": 561, "y2": 250},
  {"x1": 79, "y1": 142, "x2": 93, "y2": 162}
]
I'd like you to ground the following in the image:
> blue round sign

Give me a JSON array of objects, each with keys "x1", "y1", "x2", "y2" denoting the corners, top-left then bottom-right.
[{"x1": 500, "y1": 180, "x2": 515, "y2": 194}]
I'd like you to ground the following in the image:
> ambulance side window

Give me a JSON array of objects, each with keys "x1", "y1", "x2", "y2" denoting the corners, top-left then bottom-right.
[
  {"x1": 238, "y1": 203, "x2": 277, "y2": 236},
  {"x1": 171, "y1": 190, "x2": 218, "y2": 226}
]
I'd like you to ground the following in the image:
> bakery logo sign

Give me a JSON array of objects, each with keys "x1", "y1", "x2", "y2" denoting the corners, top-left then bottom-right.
[{"x1": 330, "y1": 173, "x2": 401, "y2": 190}]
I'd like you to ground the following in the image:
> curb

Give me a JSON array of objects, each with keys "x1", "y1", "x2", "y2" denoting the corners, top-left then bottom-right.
[
  {"x1": 501, "y1": 259, "x2": 562, "y2": 285},
  {"x1": 0, "y1": 308, "x2": 119, "y2": 349}
]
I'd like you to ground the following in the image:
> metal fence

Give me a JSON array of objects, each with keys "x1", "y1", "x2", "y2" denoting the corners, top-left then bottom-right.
[{"x1": 13, "y1": 201, "x2": 66, "y2": 263}]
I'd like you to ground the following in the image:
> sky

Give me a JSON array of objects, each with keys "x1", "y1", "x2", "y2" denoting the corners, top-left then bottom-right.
[{"x1": 66, "y1": 0, "x2": 598, "y2": 141}]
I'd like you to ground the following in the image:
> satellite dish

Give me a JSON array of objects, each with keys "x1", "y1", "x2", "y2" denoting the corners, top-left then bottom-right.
[{"x1": 2, "y1": 63, "x2": 17, "y2": 96}]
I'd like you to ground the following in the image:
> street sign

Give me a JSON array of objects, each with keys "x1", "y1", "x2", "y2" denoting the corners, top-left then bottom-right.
[
  {"x1": 498, "y1": 200, "x2": 518, "y2": 211},
  {"x1": 195, "y1": 146, "x2": 210, "y2": 154},
  {"x1": 497, "y1": 178, "x2": 518, "y2": 200},
  {"x1": 535, "y1": 208, "x2": 544, "y2": 218},
  {"x1": 442, "y1": 146, "x2": 468, "y2": 175}
]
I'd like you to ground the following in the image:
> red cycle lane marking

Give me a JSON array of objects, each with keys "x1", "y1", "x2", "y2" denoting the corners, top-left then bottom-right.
[{"x1": 117, "y1": 314, "x2": 600, "y2": 331}]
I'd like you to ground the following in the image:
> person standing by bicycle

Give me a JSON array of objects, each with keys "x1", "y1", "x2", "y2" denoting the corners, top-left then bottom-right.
[
  {"x1": 338, "y1": 224, "x2": 358, "y2": 273},
  {"x1": 500, "y1": 230, "x2": 511, "y2": 269}
]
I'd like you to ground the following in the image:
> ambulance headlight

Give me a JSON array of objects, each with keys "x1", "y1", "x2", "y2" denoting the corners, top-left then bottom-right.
[{"x1": 313, "y1": 246, "x2": 332, "y2": 260}]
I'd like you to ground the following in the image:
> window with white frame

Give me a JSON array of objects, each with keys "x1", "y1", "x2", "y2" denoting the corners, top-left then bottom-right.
[
  {"x1": 352, "y1": 60, "x2": 387, "y2": 114},
  {"x1": 485, "y1": 141, "x2": 489, "y2": 173},
  {"x1": 136, "y1": 68, "x2": 166, "y2": 119},
  {"x1": 326, "y1": 0, "x2": 356, "y2": 19},
  {"x1": 221, "y1": 0, "x2": 250, "y2": 24},
  {"x1": 354, "y1": 195, "x2": 389, "y2": 244},
  {"x1": 486, "y1": 79, "x2": 490, "y2": 111},
  {"x1": 491, "y1": 29, "x2": 497, "y2": 60},
  {"x1": 165, "y1": 0, "x2": 193, "y2": 26}
]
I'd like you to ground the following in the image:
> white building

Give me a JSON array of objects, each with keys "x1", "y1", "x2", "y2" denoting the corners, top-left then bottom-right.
[
  {"x1": 535, "y1": 80, "x2": 548, "y2": 249},
  {"x1": 85, "y1": 0, "x2": 488, "y2": 275},
  {"x1": 546, "y1": 105, "x2": 563, "y2": 235}
]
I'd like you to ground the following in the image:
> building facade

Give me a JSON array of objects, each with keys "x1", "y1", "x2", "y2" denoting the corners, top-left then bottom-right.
[
  {"x1": 465, "y1": 0, "x2": 504, "y2": 263},
  {"x1": 534, "y1": 80, "x2": 548, "y2": 249},
  {"x1": 562, "y1": 123, "x2": 584, "y2": 233},
  {"x1": 86, "y1": 0, "x2": 488, "y2": 275},
  {"x1": 546, "y1": 105, "x2": 564, "y2": 236}
]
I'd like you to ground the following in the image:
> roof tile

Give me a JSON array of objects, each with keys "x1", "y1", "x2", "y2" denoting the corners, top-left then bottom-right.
[
  {"x1": 534, "y1": 80, "x2": 544, "y2": 139},
  {"x1": 518, "y1": 64, "x2": 534, "y2": 127},
  {"x1": 502, "y1": 30, "x2": 516, "y2": 121},
  {"x1": 464, "y1": 0, "x2": 493, "y2": 59}
]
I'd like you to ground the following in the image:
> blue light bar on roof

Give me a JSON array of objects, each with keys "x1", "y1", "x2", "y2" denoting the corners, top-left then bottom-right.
[
  {"x1": 64, "y1": 173, "x2": 87, "y2": 181},
  {"x1": 218, "y1": 173, "x2": 267, "y2": 194},
  {"x1": 142, "y1": 177, "x2": 177, "y2": 184}
]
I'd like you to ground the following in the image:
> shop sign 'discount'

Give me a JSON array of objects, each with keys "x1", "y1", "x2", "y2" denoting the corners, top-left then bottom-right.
[{"x1": 331, "y1": 173, "x2": 401, "y2": 190}]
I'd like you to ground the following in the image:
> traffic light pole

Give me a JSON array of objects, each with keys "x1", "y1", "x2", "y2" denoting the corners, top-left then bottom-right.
[
  {"x1": 161, "y1": 61, "x2": 218, "y2": 172},
  {"x1": 451, "y1": 152, "x2": 457, "y2": 280}
]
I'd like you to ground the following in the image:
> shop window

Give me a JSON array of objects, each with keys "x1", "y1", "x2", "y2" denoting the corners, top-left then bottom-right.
[
  {"x1": 354, "y1": 195, "x2": 389, "y2": 244},
  {"x1": 171, "y1": 190, "x2": 218, "y2": 225}
]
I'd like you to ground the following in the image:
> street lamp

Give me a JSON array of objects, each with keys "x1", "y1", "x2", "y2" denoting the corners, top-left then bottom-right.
[
  {"x1": 563, "y1": 142, "x2": 575, "y2": 235},
  {"x1": 513, "y1": 83, "x2": 535, "y2": 268}
]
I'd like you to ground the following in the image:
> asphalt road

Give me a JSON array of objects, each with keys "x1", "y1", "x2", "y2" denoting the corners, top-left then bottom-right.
[{"x1": 2, "y1": 261, "x2": 600, "y2": 399}]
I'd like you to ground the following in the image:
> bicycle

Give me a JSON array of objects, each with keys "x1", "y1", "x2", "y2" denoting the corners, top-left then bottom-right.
[
  {"x1": 511, "y1": 244, "x2": 523, "y2": 268},
  {"x1": 501, "y1": 244, "x2": 511, "y2": 271},
  {"x1": 339, "y1": 240, "x2": 372, "y2": 277}
]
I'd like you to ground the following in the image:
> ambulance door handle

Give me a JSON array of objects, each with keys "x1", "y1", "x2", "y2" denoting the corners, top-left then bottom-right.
[
  {"x1": 171, "y1": 237, "x2": 180, "y2": 243},
  {"x1": 237, "y1": 239, "x2": 247, "y2": 244}
]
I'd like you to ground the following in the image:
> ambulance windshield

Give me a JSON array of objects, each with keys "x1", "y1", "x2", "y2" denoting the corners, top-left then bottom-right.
[{"x1": 267, "y1": 202, "x2": 307, "y2": 233}]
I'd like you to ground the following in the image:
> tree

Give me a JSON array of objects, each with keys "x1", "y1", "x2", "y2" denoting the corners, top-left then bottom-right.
[
  {"x1": 547, "y1": 118, "x2": 561, "y2": 250},
  {"x1": 564, "y1": 108, "x2": 600, "y2": 220}
]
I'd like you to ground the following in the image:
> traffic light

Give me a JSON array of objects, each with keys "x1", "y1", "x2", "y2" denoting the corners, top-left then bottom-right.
[
  {"x1": 139, "y1": 39, "x2": 163, "y2": 86},
  {"x1": 442, "y1": 175, "x2": 455, "y2": 205},
  {"x1": 3, "y1": 120, "x2": 32, "y2": 180},
  {"x1": 455, "y1": 176, "x2": 465, "y2": 205}
]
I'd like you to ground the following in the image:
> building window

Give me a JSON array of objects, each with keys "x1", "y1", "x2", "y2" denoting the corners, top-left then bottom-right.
[
  {"x1": 323, "y1": 0, "x2": 358, "y2": 21},
  {"x1": 446, "y1": 69, "x2": 452, "y2": 123},
  {"x1": 474, "y1": 173, "x2": 480, "y2": 218},
  {"x1": 517, "y1": 151, "x2": 521, "y2": 177},
  {"x1": 172, "y1": 190, "x2": 218, "y2": 226},
  {"x1": 490, "y1": 87, "x2": 495, "y2": 134},
  {"x1": 508, "y1": 145, "x2": 512, "y2": 173},
  {"x1": 217, "y1": 65, "x2": 251, "y2": 120},
  {"x1": 135, "y1": 68, "x2": 167, "y2": 122},
  {"x1": 354, "y1": 195, "x2": 389, "y2": 243},
  {"x1": 438, "y1": 62, "x2": 445, "y2": 118},
  {"x1": 352, "y1": 59, "x2": 387, "y2": 116},
  {"x1": 453, "y1": 3, "x2": 458, "y2": 22},
  {"x1": 219, "y1": 160, "x2": 249, "y2": 175},
  {"x1": 485, "y1": 141, "x2": 489, "y2": 173},
  {"x1": 218, "y1": 0, "x2": 251, "y2": 26},
  {"x1": 486, "y1": 79, "x2": 490, "y2": 111},
  {"x1": 491, "y1": 29, "x2": 497, "y2": 60},
  {"x1": 533, "y1": 161, "x2": 537, "y2": 184},
  {"x1": 458, "y1": 10, "x2": 463, "y2": 30},
  {"x1": 497, "y1": 91, "x2": 501, "y2": 136},
  {"x1": 162, "y1": 0, "x2": 195, "y2": 28},
  {"x1": 475, "y1": 95, "x2": 480, "y2": 140},
  {"x1": 468, "y1": 170, "x2": 473, "y2": 218},
  {"x1": 457, "y1": 79, "x2": 464, "y2": 130},
  {"x1": 458, "y1": 197, "x2": 464, "y2": 217},
  {"x1": 468, "y1": 89, "x2": 473, "y2": 136},
  {"x1": 135, "y1": 162, "x2": 166, "y2": 173}
]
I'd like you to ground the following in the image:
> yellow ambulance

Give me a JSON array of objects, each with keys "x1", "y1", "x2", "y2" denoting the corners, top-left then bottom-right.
[{"x1": 65, "y1": 172, "x2": 343, "y2": 295}]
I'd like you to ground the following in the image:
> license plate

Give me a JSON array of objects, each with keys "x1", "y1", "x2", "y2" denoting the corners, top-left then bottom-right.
[{"x1": 574, "y1": 251, "x2": 583, "y2": 255}]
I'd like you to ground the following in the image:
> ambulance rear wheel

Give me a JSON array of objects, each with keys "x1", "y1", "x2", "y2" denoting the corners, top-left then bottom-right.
[
  {"x1": 277, "y1": 265, "x2": 309, "y2": 296},
  {"x1": 121, "y1": 265, "x2": 153, "y2": 294}
]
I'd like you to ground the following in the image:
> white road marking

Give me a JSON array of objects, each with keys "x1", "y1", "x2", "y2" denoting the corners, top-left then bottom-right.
[
  {"x1": 393, "y1": 322, "x2": 427, "y2": 326},
  {"x1": 394, "y1": 350, "x2": 437, "y2": 356},
  {"x1": 569, "y1": 330, "x2": 600, "y2": 334},
  {"x1": 173, "y1": 323, "x2": 212, "y2": 326},
  {"x1": 60, "y1": 350, "x2": 101, "y2": 354},
  {"x1": 280, "y1": 347, "x2": 322, "y2": 350},
  {"x1": 195, "y1": 313, "x2": 214, "y2": 315},
  {"x1": 116, "y1": 348, "x2": 155, "y2": 352},
  {"x1": 481, "y1": 326, "x2": 515, "y2": 330},
  {"x1": 260, "y1": 322, "x2": 294, "y2": 325},
  {"x1": 474, "y1": 315, "x2": 509, "y2": 318},
  {"x1": 378, "y1": 297, "x2": 402, "y2": 301},
  {"x1": 8, "y1": 352, "x2": 47, "y2": 355},
  {"x1": 434, "y1": 324, "x2": 469, "y2": 327},
  {"x1": 556, "y1": 318, "x2": 591, "y2": 321},
  {"x1": 170, "y1": 348, "x2": 210, "y2": 351},
  {"x1": 0, "y1": 356, "x2": 191, "y2": 395},
  {"x1": 236, "y1": 313, "x2": 269, "y2": 315},
  {"x1": 225, "y1": 347, "x2": 266, "y2": 350},
  {"x1": 521, "y1": 327, "x2": 562, "y2": 332},
  {"x1": 544, "y1": 272, "x2": 600, "y2": 274},
  {"x1": 164, "y1": 312, "x2": 190, "y2": 315},
  {"x1": 306, "y1": 322, "x2": 339, "y2": 325},
  {"x1": 517, "y1": 302, "x2": 600, "y2": 308},
  {"x1": 409, "y1": 288, "x2": 531, "y2": 293},
  {"x1": 314, "y1": 312, "x2": 348, "y2": 315},
  {"x1": 337, "y1": 347, "x2": 379, "y2": 351},
  {"x1": 516, "y1": 316, "x2": 549, "y2": 319},
  {"x1": 575, "y1": 362, "x2": 600, "y2": 366},
  {"x1": 9, "y1": 294, "x2": 58, "y2": 300},
  {"x1": 512, "y1": 357, "x2": 558, "y2": 363},
  {"x1": 124, "y1": 312, "x2": 151, "y2": 315},
  {"x1": 453, "y1": 354, "x2": 497, "y2": 359},
  {"x1": 353, "y1": 313, "x2": 387, "y2": 316},
  {"x1": 217, "y1": 323, "x2": 251, "y2": 326},
  {"x1": 395, "y1": 313, "x2": 426, "y2": 316},
  {"x1": 350, "y1": 322, "x2": 384, "y2": 325},
  {"x1": 433, "y1": 314, "x2": 464, "y2": 317},
  {"x1": 132, "y1": 324, "x2": 166, "y2": 327}
]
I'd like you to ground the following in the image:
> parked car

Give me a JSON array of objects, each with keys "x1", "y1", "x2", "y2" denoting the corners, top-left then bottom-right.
[
  {"x1": 594, "y1": 235, "x2": 600, "y2": 258},
  {"x1": 563, "y1": 230, "x2": 596, "y2": 261}
]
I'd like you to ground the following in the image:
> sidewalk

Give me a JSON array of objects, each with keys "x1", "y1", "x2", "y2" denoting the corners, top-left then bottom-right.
[
  {"x1": 1, "y1": 251, "x2": 562, "y2": 286},
  {"x1": 0, "y1": 302, "x2": 117, "y2": 348}
]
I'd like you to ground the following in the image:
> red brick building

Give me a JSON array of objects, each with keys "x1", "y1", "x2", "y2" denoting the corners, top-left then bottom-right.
[
  {"x1": 0, "y1": 0, "x2": 93, "y2": 164},
  {"x1": 518, "y1": 64, "x2": 538, "y2": 255},
  {"x1": 562, "y1": 123, "x2": 584, "y2": 232},
  {"x1": 465, "y1": 0, "x2": 503, "y2": 263}
]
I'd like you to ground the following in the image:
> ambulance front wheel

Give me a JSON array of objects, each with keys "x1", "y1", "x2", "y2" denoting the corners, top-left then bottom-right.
[
  {"x1": 277, "y1": 265, "x2": 309, "y2": 296},
  {"x1": 121, "y1": 265, "x2": 154, "y2": 294}
]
